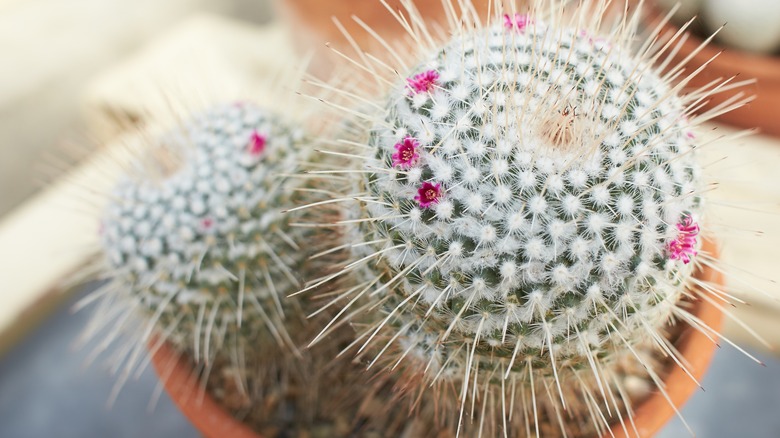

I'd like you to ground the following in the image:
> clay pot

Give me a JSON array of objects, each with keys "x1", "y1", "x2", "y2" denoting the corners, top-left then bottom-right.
[
  {"x1": 151, "y1": 239, "x2": 723, "y2": 438},
  {"x1": 150, "y1": 344, "x2": 259, "y2": 438}
]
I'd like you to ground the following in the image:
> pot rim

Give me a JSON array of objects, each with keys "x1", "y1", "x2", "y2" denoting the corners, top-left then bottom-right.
[{"x1": 149, "y1": 340, "x2": 259, "y2": 438}]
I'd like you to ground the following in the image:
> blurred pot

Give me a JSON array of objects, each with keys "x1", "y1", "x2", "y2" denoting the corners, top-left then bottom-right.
[{"x1": 650, "y1": 3, "x2": 780, "y2": 136}]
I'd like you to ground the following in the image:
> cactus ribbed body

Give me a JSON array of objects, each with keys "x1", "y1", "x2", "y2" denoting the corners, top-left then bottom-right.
[{"x1": 100, "y1": 103, "x2": 307, "y2": 360}]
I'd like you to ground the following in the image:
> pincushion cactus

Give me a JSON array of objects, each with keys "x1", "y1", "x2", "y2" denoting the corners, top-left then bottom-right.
[
  {"x1": 97, "y1": 102, "x2": 310, "y2": 372},
  {"x1": 86, "y1": 98, "x2": 438, "y2": 436},
  {"x1": 358, "y1": 15, "x2": 702, "y2": 364},
  {"x1": 300, "y1": 1, "x2": 749, "y2": 436}
]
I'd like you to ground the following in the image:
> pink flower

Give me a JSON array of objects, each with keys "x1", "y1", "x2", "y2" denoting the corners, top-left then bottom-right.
[
  {"x1": 415, "y1": 182, "x2": 442, "y2": 208},
  {"x1": 407, "y1": 70, "x2": 439, "y2": 94},
  {"x1": 578, "y1": 29, "x2": 611, "y2": 49},
  {"x1": 579, "y1": 29, "x2": 597, "y2": 45},
  {"x1": 391, "y1": 137, "x2": 420, "y2": 168},
  {"x1": 680, "y1": 114, "x2": 696, "y2": 139},
  {"x1": 668, "y1": 216, "x2": 699, "y2": 264},
  {"x1": 248, "y1": 131, "x2": 266, "y2": 156},
  {"x1": 198, "y1": 217, "x2": 216, "y2": 234},
  {"x1": 503, "y1": 13, "x2": 532, "y2": 32}
]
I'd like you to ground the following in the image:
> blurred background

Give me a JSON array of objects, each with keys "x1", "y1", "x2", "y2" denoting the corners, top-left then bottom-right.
[
  {"x1": 1, "y1": 0, "x2": 780, "y2": 437},
  {"x1": 0, "y1": 0, "x2": 273, "y2": 217}
]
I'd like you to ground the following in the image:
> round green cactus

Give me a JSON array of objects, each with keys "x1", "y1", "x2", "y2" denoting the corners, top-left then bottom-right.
[
  {"x1": 303, "y1": 2, "x2": 732, "y2": 436},
  {"x1": 100, "y1": 102, "x2": 309, "y2": 363}
]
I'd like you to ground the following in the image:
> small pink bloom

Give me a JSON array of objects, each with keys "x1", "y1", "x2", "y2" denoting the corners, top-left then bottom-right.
[
  {"x1": 679, "y1": 114, "x2": 695, "y2": 139},
  {"x1": 503, "y1": 13, "x2": 514, "y2": 29},
  {"x1": 668, "y1": 216, "x2": 699, "y2": 264},
  {"x1": 593, "y1": 36, "x2": 610, "y2": 48},
  {"x1": 248, "y1": 131, "x2": 266, "y2": 156},
  {"x1": 578, "y1": 29, "x2": 612, "y2": 49},
  {"x1": 415, "y1": 182, "x2": 442, "y2": 208},
  {"x1": 391, "y1": 137, "x2": 420, "y2": 168},
  {"x1": 407, "y1": 70, "x2": 439, "y2": 94},
  {"x1": 503, "y1": 13, "x2": 532, "y2": 32},
  {"x1": 200, "y1": 217, "x2": 215, "y2": 230}
]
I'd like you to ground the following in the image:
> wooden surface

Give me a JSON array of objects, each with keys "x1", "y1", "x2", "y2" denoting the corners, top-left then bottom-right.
[
  {"x1": 0, "y1": 0, "x2": 228, "y2": 217},
  {"x1": 0, "y1": 134, "x2": 125, "y2": 353},
  {"x1": 272, "y1": 0, "x2": 488, "y2": 74},
  {"x1": 81, "y1": 13, "x2": 296, "y2": 142},
  {"x1": 651, "y1": 6, "x2": 780, "y2": 137},
  {"x1": 1, "y1": 14, "x2": 779, "y2": 355}
]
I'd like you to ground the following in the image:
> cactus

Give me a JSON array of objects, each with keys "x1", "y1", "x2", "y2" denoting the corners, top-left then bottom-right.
[
  {"x1": 301, "y1": 1, "x2": 749, "y2": 436},
  {"x1": 97, "y1": 102, "x2": 311, "y2": 374},
  {"x1": 88, "y1": 99, "x2": 433, "y2": 436}
]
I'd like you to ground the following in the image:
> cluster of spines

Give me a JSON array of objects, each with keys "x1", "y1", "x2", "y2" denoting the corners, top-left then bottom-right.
[{"x1": 76, "y1": 1, "x2": 766, "y2": 436}]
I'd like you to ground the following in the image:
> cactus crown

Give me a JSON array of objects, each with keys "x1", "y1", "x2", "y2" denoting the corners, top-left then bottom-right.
[{"x1": 99, "y1": 102, "x2": 309, "y2": 363}]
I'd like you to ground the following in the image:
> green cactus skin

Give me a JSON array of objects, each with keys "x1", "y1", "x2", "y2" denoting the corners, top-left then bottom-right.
[
  {"x1": 301, "y1": 1, "x2": 740, "y2": 436},
  {"x1": 99, "y1": 102, "x2": 309, "y2": 365}
]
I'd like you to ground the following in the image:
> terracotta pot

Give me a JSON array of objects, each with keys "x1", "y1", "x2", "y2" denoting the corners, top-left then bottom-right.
[
  {"x1": 150, "y1": 343, "x2": 260, "y2": 438},
  {"x1": 649, "y1": 5, "x2": 780, "y2": 136},
  {"x1": 151, "y1": 241, "x2": 723, "y2": 438}
]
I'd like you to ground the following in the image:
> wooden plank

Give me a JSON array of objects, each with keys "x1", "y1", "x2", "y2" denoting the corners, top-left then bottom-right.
[
  {"x1": 699, "y1": 125, "x2": 780, "y2": 350},
  {"x1": 81, "y1": 14, "x2": 295, "y2": 142},
  {"x1": 0, "y1": 142, "x2": 122, "y2": 353}
]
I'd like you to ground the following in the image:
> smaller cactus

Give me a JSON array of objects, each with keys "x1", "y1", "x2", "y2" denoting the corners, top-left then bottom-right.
[
  {"x1": 97, "y1": 102, "x2": 310, "y2": 372},
  {"x1": 86, "y1": 98, "x2": 441, "y2": 436}
]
